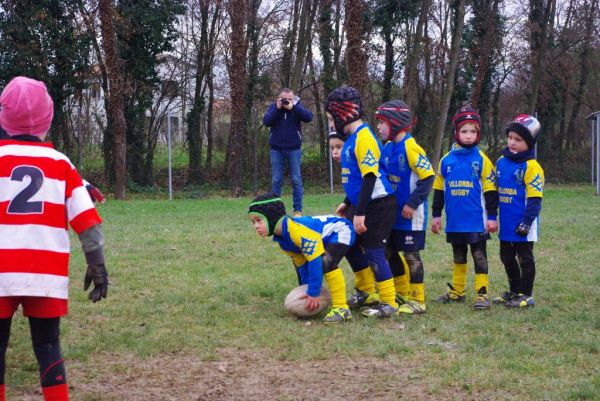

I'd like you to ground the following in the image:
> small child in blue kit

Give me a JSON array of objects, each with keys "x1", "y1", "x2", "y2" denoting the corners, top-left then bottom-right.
[{"x1": 493, "y1": 114, "x2": 544, "y2": 308}]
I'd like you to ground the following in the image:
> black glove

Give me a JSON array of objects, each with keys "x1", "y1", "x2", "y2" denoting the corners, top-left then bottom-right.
[
  {"x1": 84, "y1": 264, "x2": 109, "y2": 302},
  {"x1": 515, "y1": 222, "x2": 530, "y2": 237}
]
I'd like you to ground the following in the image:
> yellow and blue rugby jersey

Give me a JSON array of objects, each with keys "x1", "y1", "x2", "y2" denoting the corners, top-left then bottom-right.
[
  {"x1": 382, "y1": 134, "x2": 435, "y2": 231},
  {"x1": 433, "y1": 144, "x2": 497, "y2": 233},
  {"x1": 273, "y1": 215, "x2": 355, "y2": 297},
  {"x1": 496, "y1": 156, "x2": 544, "y2": 242},
  {"x1": 341, "y1": 123, "x2": 394, "y2": 205}
]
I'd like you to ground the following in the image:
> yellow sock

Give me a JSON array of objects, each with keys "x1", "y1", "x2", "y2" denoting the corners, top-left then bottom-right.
[
  {"x1": 393, "y1": 254, "x2": 410, "y2": 298},
  {"x1": 377, "y1": 278, "x2": 397, "y2": 308},
  {"x1": 354, "y1": 267, "x2": 376, "y2": 294},
  {"x1": 410, "y1": 283, "x2": 425, "y2": 304},
  {"x1": 452, "y1": 263, "x2": 468, "y2": 295},
  {"x1": 325, "y1": 268, "x2": 348, "y2": 309},
  {"x1": 474, "y1": 273, "x2": 489, "y2": 294}
]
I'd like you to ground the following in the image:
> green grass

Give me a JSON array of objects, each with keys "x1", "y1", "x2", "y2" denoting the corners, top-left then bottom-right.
[{"x1": 5, "y1": 185, "x2": 600, "y2": 400}]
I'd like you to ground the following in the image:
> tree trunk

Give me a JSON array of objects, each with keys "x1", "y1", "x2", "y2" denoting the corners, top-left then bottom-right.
[
  {"x1": 381, "y1": 24, "x2": 393, "y2": 103},
  {"x1": 404, "y1": 0, "x2": 429, "y2": 109},
  {"x1": 318, "y1": 0, "x2": 336, "y2": 95},
  {"x1": 345, "y1": 0, "x2": 368, "y2": 95},
  {"x1": 469, "y1": 0, "x2": 501, "y2": 109},
  {"x1": 226, "y1": 0, "x2": 249, "y2": 196},
  {"x1": 290, "y1": 0, "x2": 315, "y2": 91},
  {"x1": 565, "y1": 0, "x2": 598, "y2": 147},
  {"x1": 206, "y1": 62, "x2": 215, "y2": 175},
  {"x1": 281, "y1": 1, "x2": 300, "y2": 87},
  {"x1": 431, "y1": 0, "x2": 466, "y2": 169},
  {"x1": 527, "y1": 0, "x2": 556, "y2": 114},
  {"x1": 99, "y1": 0, "x2": 127, "y2": 199},
  {"x1": 307, "y1": 47, "x2": 326, "y2": 161}
]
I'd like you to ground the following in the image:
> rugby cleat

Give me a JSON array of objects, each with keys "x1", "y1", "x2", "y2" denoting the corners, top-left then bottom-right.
[
  {"x1": 322, "y1": 307, "x2": 352, "y2": 323},
  {"x1": 473, "y1": 294, "x2": 490, "y2": 310},
  {"x1": 492, "y1": 291, "x2": 517, "y2": 305},
  {"x1": 435, "y1": 283, "x2": 466, "y2": 303},
  {"x1": 398, "y1": 300, "x2": 427, "y2": 314},
  {"x1": 505, "y1": 294, "x2": 535, "y2": 309},
  {"x1": 347, "y1": 290, "x2": 381, "y2": 309},
  {"x1": 361, "y1": 303, "x2": 398, "y2": 318}
]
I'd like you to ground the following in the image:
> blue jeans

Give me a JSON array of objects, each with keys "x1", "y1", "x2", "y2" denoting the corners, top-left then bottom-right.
[{"x1": 271, "y1": 148, "x2": 303, "y2": 212}]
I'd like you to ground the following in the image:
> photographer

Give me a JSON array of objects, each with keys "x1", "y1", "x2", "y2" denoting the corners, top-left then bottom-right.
[{"x1": 263, "y1": 88, "x2": 313, "y2": 216}]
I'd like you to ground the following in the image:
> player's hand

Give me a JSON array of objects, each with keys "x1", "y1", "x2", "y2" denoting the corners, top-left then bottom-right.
[
  {"x1": 335, "y1": 202, "x2": 348, "y2": 217},
  {"x1": 86, "y1": 183, "x2": 106, "y2": 204},
  {"x1": 301, "y1": 294, "x2": 321, "y2": 312},
  {"x1": 487, "y1": 219, "x2": 498, "y2": 233},
  {"x1": 515, "y1": 222, "x2": 530, "y2": 236},
  {"x1": 402, "y1": 205, "x2": 416, "y2": 219},
  {"x1": 431, "y1": 217, "x2": 442, "y2": 234},
  {"x1": 84, "y1": 264, "x2": 108, "y2": 303},
  {"x1": 353, "y1": 215, "x2": 367, "y2": 234}
]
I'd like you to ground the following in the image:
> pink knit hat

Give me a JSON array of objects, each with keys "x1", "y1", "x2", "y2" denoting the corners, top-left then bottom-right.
[{"x1": 0, "y1": 76, "x2": 54, "y2": 136}]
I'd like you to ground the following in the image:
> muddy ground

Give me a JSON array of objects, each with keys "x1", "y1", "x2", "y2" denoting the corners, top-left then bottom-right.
[{"x1": 10, "y1": 348, "x2": 510, "y2": 401}]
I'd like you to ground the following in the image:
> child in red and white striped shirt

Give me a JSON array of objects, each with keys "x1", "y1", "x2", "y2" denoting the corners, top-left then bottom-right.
[{"x1": 0, "y1": 76, "x2": 108, "y2": 401}]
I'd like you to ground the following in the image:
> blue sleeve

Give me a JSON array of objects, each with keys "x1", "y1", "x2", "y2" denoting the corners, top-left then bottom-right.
[
  {"x1": 296, "y1": 263, "x2": 309, "y2": 286},
  {"x1": 432, "y1": 189, "x2": 444, "y2": 217},
  {"x1": 292, "y1": 102, "x2": 313, "y2": 123},
  {"x1": 305, "y1": 257, "x2": 324, "y2": 297},
  {"x1": 406, "y1": 175, "x2": 434, "y2": 209},
  {"x1": 522, "y1": 197, "x2": 542, "y2": 225},
  {"x1": 263, "y1": 103, "x2": 281, "y2": 127}
]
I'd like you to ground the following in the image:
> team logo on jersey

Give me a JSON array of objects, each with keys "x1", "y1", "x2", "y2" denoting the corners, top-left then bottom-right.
[
  {"x1": 415, "y1": 154, "x2": 431, "y2": 171},
  {"x1": 361, "y1": 150, "x2": 377, "y2": 167},
  {"x1": 485, "y1": 171, "x2": 496, "y2": 185},
  {"x1": 513, "y1": 168, "x2": 525, "y2": 184},
  {"x1": 344, "y1": 147, "x2": 352, "y2": 162},
  {"x1": 301, "y1": 237, "x2": 318, "y2": 256},
  {"x1": 397, "y1": 154, "x2": 407, "y2": 172},
  {"x1": 471, "y1": 161, "x2": 480, "y2": 177},
  {"x1": 529, "y1": 174, "x2": 543, "y2": 192}
]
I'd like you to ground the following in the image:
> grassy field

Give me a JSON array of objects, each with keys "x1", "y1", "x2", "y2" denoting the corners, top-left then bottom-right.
[{"x1": 4, "y1": 185, "x2": 600, "y2": 400}]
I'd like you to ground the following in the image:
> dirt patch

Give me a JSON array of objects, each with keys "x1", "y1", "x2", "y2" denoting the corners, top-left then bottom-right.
[{"x1": 9, "y1": 348, "x2": 488, "y2": 401}]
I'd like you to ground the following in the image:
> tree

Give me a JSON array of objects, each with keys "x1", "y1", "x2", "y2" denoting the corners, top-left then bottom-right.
[
  {"x1": 186, "y1": 0, "x2": 224, "y2": 184},
  {"x1": 527, "y1": 0, "x2": 555, "y2": 114},
  {"x1": 225, "y1": 0, "x2": 249, "y2": 196},
  {"x1": 115, "y1": 0, "x2": 185, "y2": 186},
  {"x1": 345, "y1": 0, "x2": 369, "y2": 95},
  {"x1": 0, "y1": 1, "x2": 92, "y2": 158},
  {"x1": 431, "y1": 0, "x2": 466, "y2": 168},
  {"x1": 99, "y1": 0, "x2": 127, "y2": 199}
]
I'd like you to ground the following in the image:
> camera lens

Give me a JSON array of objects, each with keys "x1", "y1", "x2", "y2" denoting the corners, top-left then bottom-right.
[{"x1": 281, "y1": 99, "x2": 290, "y2": 106}]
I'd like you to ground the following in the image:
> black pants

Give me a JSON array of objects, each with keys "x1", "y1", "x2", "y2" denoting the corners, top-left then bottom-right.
[
  {"x1": 0, "y1": 317, "x2": 66, "y2": 387},
  {"x1": 451, "y1": 240, "x2": 488, "y2": 274},
  {"x1": 499, "y1": 241, "x2": 536, "y2": 296}
]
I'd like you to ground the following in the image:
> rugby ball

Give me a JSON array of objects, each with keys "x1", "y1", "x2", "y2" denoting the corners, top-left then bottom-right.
[{"x1": 284, "y1": 284, "x2": 331, "y2": 318}]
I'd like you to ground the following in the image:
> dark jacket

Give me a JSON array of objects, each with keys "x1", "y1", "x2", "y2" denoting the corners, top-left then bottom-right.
[{"x1": 263, "y1": 100, "x2": 313, "y2": 150}]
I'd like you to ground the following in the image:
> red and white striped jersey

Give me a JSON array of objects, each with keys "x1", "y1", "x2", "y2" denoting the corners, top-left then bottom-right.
[{"x1": 0, "y1": 139, "x2": 102, "y2": 299}]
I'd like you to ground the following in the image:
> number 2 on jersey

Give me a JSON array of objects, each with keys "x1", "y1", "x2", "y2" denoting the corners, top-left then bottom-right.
[{"x1": 7, "y1": 165, "x2": 44, "y2": 214}]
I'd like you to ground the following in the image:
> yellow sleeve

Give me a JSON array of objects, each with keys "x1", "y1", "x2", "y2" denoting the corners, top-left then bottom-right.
[
  {"x1": 406, "y1": 138, "x2": 435, "y2": 180},
  {"x1": 354, "y1": 127, "x2": 382, "y2": 177},
  {"x1": 432, "y1": 158, "x2": 445, "y2": 191},
  {"x1": 480, "y1": 152, "x2": 497, "y2": 193},
  {"x1": 524, "y1": 160, "x2": 544, "y2": 198},
  {"x1": 287, "y1": 220, "x2": 325, "y2": 262},
  {"x1": 281, "y1": 249, "x2": 307, "y2": 267}
]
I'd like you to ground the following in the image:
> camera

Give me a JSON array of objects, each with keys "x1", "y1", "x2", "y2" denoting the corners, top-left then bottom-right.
[{"x1": 280, "y1": 98, "x2": 290, "y2": 106}]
